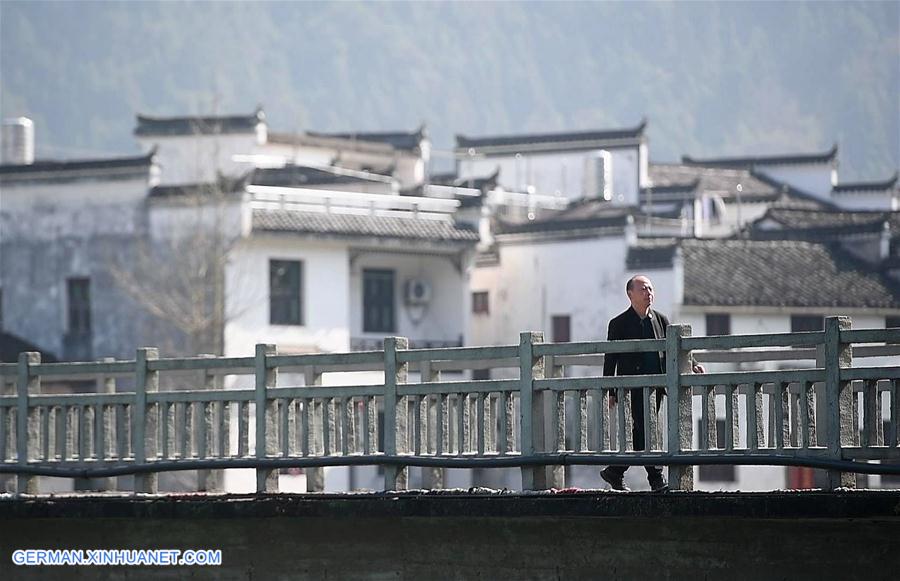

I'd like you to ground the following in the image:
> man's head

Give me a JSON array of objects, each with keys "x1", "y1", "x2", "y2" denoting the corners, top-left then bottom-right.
[{"x1": 626, "y1": 275, "x2": 654, "y2": 316}]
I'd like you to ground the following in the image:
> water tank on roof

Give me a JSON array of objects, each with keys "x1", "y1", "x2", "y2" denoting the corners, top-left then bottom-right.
[
  {"x1": 582, "y1": 150, "x2": 612, "y2": 200},
  {"x1": 1, "y1": 117, "x2": 35, "y2": 165}
]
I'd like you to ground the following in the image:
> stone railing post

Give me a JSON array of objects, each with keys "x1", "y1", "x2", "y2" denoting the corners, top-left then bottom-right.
[
  {"x1": 546, "y1": 354, "x2": 565, "y2": 489},
  {"x1": 824, "y1": 316, "x2": 855, "y2": 490},
  {"x1": 666, "y1": 325, "x2": 693, "y2": 491},
  {"x1": 96, "y1": 356, "x2": 117, "y2": 491},
  {"x1": 420, "y1": 360, "x2": 444, "y2": 490},
  {"x1": 303, "y1": 366, "x2": 325, "y2": 492},
  {"x1": 384, "y1": 337, "x2": 409, "y2": 490},
  {"x1": 16, "y1": 352, "x2": 40, "y2": 495},
  {"x1": 133, "y1": 348, "x2": 159, "y2": 494},
  {"x1": 255, "y1": 344, "x2": 278, "y2": 493},
  {"x1": 197, "y1": 354, "x2": 221, "y2": 492},
  {"x1": 519, "y1": 331, "x2": 546, "y2": 490}
]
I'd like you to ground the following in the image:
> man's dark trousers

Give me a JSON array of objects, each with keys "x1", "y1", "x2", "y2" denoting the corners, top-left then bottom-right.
[
  {"x1": 605, "y1": 389, "x2": 663, "y2": 481},
  {"x1": 603, "y1": 306, "x2": 668, "y2": 482}
]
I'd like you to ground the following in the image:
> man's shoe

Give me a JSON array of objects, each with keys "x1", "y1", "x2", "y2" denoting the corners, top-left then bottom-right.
[
  {"x1": 648, "y1": 477, "x2": 669, "y2": 493},
  {"x1": 600, "y1": 468, "x2": 630, "y2": 491}
]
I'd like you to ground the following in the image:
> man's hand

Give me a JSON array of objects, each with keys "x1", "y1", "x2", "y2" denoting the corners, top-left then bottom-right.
[{"x1": 692, "y1": 363, "x2": 706, "y2": 374}]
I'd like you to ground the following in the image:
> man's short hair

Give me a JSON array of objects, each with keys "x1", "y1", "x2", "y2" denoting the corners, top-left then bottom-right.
[{"x1": 626, "y1": 275, "x2": 649, "y2": 292}]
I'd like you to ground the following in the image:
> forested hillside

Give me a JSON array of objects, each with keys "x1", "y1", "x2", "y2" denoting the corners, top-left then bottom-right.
[{"x1": 1, "y1": 1, "x2": 897, "y2": 180}]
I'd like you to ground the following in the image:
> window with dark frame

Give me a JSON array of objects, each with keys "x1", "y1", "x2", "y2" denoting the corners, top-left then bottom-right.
[
  {"x1": 790, "y1": 315, "x2": 824, "y2": 333},
  {"x1": 363, "y1": 269, "x2": 395, "y2": 333},
  {"x1": 472, "y1": 291, "x2": 489, "y2": 315},
  {"x1": 551, "y1": 315, "x2": 571, "y2": 343},
  {"x1": 270, "y1": 260, "x2": 303, "y2": 326},
  {"x1": 67, "y1": 278, "x2": 91, "y2": 334},
  {"x1": 705, "y1": 313, "x2": 730, "y2": 336},
  {"x1": 887, "y1": 316, "x2": 900, "y2": 329},
  {"x1": 696, "y1": 418, "x2": 737, "y2": 482}
]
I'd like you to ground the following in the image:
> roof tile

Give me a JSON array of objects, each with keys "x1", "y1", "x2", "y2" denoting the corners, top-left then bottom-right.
[
  {"x1": 682, "y1": 239, "x2": 900, "y2": 309},
  {"x1": 252, "y1": 209, "x2": 479, "y2": 243}
]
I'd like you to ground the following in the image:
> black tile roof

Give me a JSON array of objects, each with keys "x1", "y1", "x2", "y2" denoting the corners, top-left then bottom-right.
[
  {"x1": 495, "y1": 201, "x2": 632, "y2": 235},
  {"x1": 641, "y1": 180, "x2": 699, "y2": 196},
  {"x1": 681, "y1": 145, "x2": 838, "y2": 169},
  {"x1": 431, "y1": 167, "x2": 500, "y2": 191},
  {"x1": 429, "y1": 171, "x2": 457, "y2": 184},
  {"x1": 455, "y1": 120, "x2": 646, "y2": 155},
  {"x1": 250, "y1": 165, "x2": 393, "y2": 188},
  {"x1": 682, "y1": 239, "x2": 900, "y2": 309},
  {"x1": 305, "y1": 125, "x2": 426, "y2": 152},
  {"x1": 134, "y1": 108, "x2": 265, "y2": 137},
  {"x1": 644, "y1": 163, "x2": 779, "y2": 204},
  {"x1": 0, "y1": 151, "x2": 155, "y2": 175},
  {"x1": 267, "y1": 132, "x2": 397, "y2": 155},
  {"x1": 149, "y1": 176, "x2": 248, "y2": 198},
  {"x1": 833, "y1": 172, "x2": 899, "y2": 194},
  {"x1": 749, "y1": 208, "x2": 900, "y2": 240},
  {"x1": 0, "y1": 151, "x2": 155, "y2": 184},
  {"x1": 252, "y1": 209, "x2": 479, "y2": 243}
]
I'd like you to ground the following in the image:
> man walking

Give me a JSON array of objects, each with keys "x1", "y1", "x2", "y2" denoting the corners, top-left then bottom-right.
[{"x1": 600, "y1": 275, "x2": 704, "y2": 492}]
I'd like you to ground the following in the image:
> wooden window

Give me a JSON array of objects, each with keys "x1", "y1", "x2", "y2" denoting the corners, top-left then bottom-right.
[
  {"x1": 363, "y1": 269, "x2": 395, "y2": 333},
  {"x1": 697, "y1": 419, "x2": 736, "y2": 482},
  {"x1": 67, "y1": 278, "x2": 91, "y2": 334},
  {"x1": 472, "y1": 291, "x2": 489, "y2": 315},
  {"x1": 270, "y1": 260, "x2": 303, "y2": 325},
  {"x1": 705, "y1": 313, "x2": 730, "y2": 336},
  {"x1": 551, "y1": 315, "x2": 571, "y2": 343},
  {"x1": 790, "y1": 315, "x2": 824, "y2": 333}
]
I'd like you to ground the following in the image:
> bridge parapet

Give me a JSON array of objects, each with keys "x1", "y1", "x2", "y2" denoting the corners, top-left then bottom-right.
[{"x1": 1, "y1": 316, "x2": 898, "y2": 494}]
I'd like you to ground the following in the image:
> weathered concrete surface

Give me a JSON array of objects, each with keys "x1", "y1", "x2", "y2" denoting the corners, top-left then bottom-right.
[{"x1": 2, "y1": 490, "x2": 899, "y2": 580}]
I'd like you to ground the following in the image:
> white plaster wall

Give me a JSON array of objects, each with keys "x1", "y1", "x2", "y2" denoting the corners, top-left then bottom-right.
[
  {"x1": 350, "y1": 250, "x2": 468, "y2": 345},
  {"x1": 470, "y1": 236, "x2": 630, "y2": 347},
  {"x1": 261, "y1": 143, "x2": 335, "y2": 167},
  {"x1": 148, "y1": 197, "x2": 245, "y2": 242},
  {"x1": 137, "y1": 133, "x2": 261, "y2": 185},
  {"x1": 0, "y1": 175, "x2": 158, "y2": 360},
  {"x1": 469, "y1": 262, "x2": 502, "y2": 346},
  {"x1": 224, "y1": 236, "x2": 351, "y2": 358},
  {"x1": 830, "y1": 192, "x2": 898, "y2": 211},
  {"x1": 0, "y1": 197, "x2": 145, "y2": 243},
  {"x1": 756, "y1": 163, "x2": 834, "y2": 202},
  {"x1": 680, "y1": 311, "x2": 891, "y2": 338},
  {"x1": 459, "y1": 146, "x2": 640, "y2": 204},
  {"x1": 392, "y1": 155, "x2": 425, "y2": 189},
  {"x1": 0, "y1": 175, "x2": 148, "y2": 210}
]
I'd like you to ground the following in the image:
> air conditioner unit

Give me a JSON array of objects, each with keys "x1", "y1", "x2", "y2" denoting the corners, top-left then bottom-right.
[{"x1": 404, "y1": 278, "x2": 432, "y2": 305}]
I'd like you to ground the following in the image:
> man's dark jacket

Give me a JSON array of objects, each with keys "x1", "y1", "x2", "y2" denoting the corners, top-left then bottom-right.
[{"x1": 602, "y1": 307, "x2": 668, "y2": 379}]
